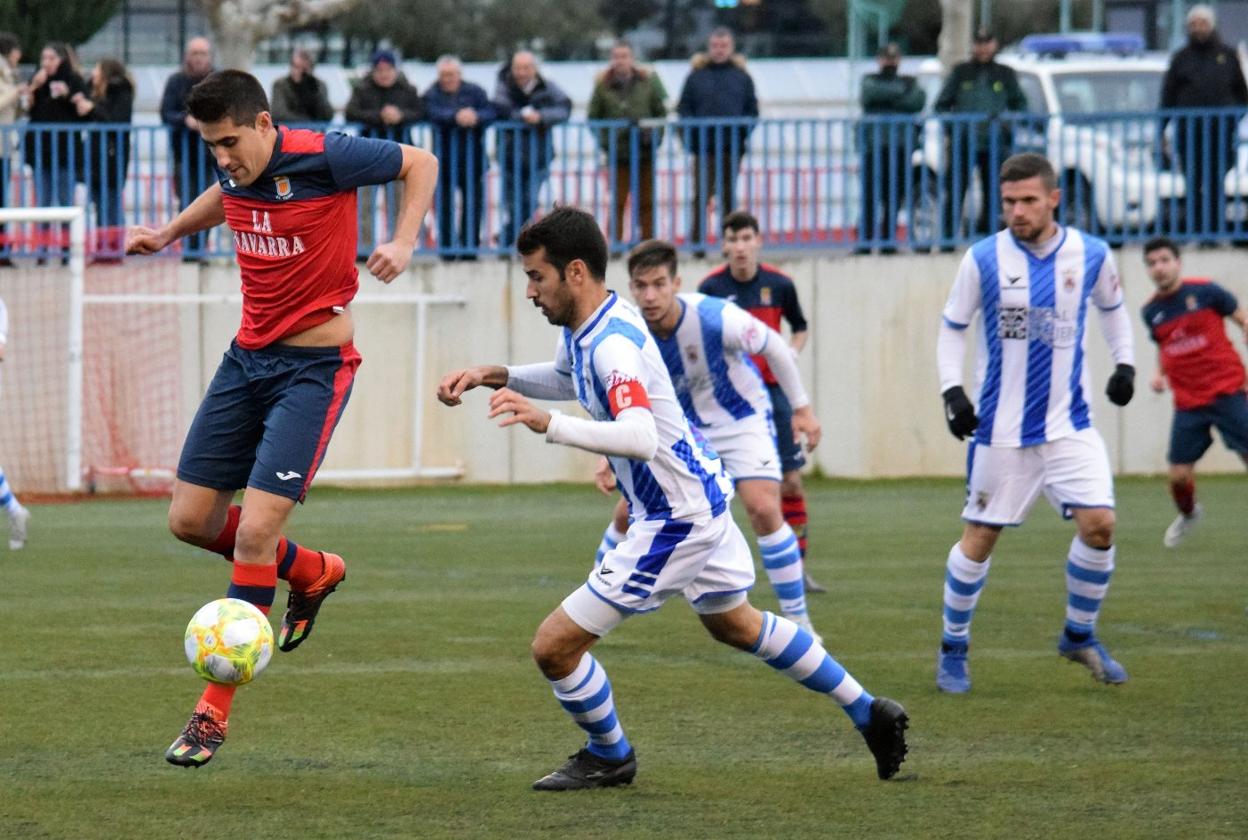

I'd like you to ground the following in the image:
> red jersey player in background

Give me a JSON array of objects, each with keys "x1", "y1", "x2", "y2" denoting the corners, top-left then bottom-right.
[
  {"x1": 126, "y1": 70, "x2": 437, "y2": 766},
  {"x1": 699, "y1": 210, "x2": 825, "y2": 595},
  {"x1": 1140, "y1": 236, "x2": 1248, "y2": 548}
]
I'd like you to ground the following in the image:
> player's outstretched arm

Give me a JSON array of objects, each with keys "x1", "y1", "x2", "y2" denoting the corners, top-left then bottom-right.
[
  {"x1": 488, "y1": 387, "x2": 552, "y2": 433},
  {"x1": 125, "y1": 183, "x2": 225, "y2": 255},
  {"x1": 437, "y1": 365, "x2": 509, "y2": 406},
  {"x1": 366, "y1": 145, "x2": 438, "y2": 283}
]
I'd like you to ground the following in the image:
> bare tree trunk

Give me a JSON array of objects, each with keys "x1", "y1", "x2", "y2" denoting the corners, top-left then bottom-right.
[
  {"x1": 939, "y1": 0, "x2": 973, "y2": 74},
  {"x1": 202, "y1": 0, "x2": 362, "y2": 70}
]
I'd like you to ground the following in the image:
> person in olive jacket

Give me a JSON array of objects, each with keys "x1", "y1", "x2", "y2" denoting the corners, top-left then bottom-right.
[
  {"x1": 1160, "y1": 4, "x2": 1248, "y2": 242},
  {"x1": 73, "y1": 57, "x2": 134, "y2": 256},
  {"x1": 270, "y1": 49, "x2": 334, "y2": 124},
  {"x1": 677, "y1": 27, "x2": 758, "y2": 252},
  {"x1": 858, "y1": 43, "x2": 925, "y2": 252},
  {"x1": 25, "y1": 42, "x2": 87, "y2": 259},
  {"x1": 934, "y1": 28, "x2": 1026, "y2": 242},
  {"x1": 589, "y1": 40, "x2": 667, "y2": 244}
]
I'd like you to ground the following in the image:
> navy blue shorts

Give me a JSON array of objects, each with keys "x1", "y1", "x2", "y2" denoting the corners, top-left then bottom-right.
[
  {"x1": 1168, "y1": 391, "x2": 1248, "y2": 465},
  {"x1": 766, "y1": 383, "x2": 806, "y2": 474},
  {"x1": 177, "y1": 339, "x2": 361, "y2": 502}
]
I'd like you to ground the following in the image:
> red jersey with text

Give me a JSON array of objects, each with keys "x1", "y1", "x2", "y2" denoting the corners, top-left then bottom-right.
[
  {"x1": 1141, "y1": 278, "x2": 1245, "y2": 410},
  {"x1": 219, "y1": 128, "x2": 403, "y2": 349},
  {"x1": 698, "y1": 263, "x2": 807, "y2": 384}
]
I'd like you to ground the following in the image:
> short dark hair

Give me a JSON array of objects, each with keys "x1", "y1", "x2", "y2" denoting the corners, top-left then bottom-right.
[
  {"x1": 627, "y1": 239, "x2": 679, "y2": 279},
  {"x1": 0, "y1": 33, "x2": 19, "y2": 57},
  {"x1": 721, "y1": 209, "x2": 760, "y2": 235},
  {"x1": 517, "y1": 206, "x2": 608, "y2": 281},
  {"x1": 1144, "y1": 236, "x2": 1180, "y2": 258},
  {"x1": 187, "y1": 70, "x2": 270, "y2": 126},
  {"x1": 999, "y1": 152, "x2": 1057, "y2": 190}
]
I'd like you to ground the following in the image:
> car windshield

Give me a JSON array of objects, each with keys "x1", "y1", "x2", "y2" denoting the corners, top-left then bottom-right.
[{"x1": 1050, "y1": 70, "x2": 1162, "y2": 114}]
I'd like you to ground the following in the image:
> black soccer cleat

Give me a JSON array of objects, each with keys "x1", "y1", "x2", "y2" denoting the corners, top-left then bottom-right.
[
  {"x1": 532, "y1": 748, "x2": 637, "y2": 791},
  {"x1": 279, "y1": 552, "x2": 346, "y2": 652},
  {"x1": 860, "y1": 697, "x2": 909, "y2": 780},
  {"x1": 165, "y1": 704, "x2": 228, "y2": 768}
]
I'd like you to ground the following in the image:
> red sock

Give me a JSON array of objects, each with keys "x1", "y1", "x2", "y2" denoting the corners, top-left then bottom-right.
[
  {"x1": 1170, "y1": 479, "x2": 1196, "y2": 516},
  {"x1": 205, "y1": 505, "x2": 241, "y2": 557},
  {"x1": 782, "y1": 494, "x2": 809, "y2": 558},
  {"x1": 277, "y1": 538, "x2": 326, "y2": 591},
  {"x1": 200, "y1": 683, "x2": 237, "y2": 720},
  {"x1": 204, "y1": 563, "x2": 277, "y2": 720}
]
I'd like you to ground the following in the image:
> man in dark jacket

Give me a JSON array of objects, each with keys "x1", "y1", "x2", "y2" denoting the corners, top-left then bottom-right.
[
  {"x1": 491, "y1": 51, "x2": 571, "y2": 247},
  {"x1": 1161, "y1": 4, "x2": 1248, "y2": 242},
  {"x1": 934, "y1": 28, "x2": 1026, "y2": 243},
  {"x1": 159, "y1": 37, "x2": 215, "y2": 257},
  {"x1": 677, "y1": 28, "x2": 758, "y2": 252},
  {"x1": 270, "y1": 49, "x2": 334, "y2": 124},
  {"x1": 346, "y1": 50, "x2": 424, "y2": 251},
  {"x1": 858, "y1": 43, "x2": 925, "y2": 252},
  {"x1": 423, "y1": 55, "x2": 496, "y2": 257}
]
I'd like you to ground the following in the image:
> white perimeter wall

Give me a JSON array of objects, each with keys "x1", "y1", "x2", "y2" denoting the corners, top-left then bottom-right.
[{"x1": 187, "y1": 246, "x2": 1248, "y2": 485}]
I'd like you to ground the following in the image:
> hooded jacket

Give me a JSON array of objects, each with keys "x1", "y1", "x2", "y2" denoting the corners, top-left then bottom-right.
[
  {"x1": 491, "y1": 64, "x2": 571, "y2": 171},
  {"x1": 676, "y1": 52, "x2": 758, "y2": 157}
]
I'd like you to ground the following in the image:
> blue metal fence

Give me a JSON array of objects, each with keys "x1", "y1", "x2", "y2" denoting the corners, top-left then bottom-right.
[{"x1": 1, "y1": 108, "x2": 1245, "y2": 261}]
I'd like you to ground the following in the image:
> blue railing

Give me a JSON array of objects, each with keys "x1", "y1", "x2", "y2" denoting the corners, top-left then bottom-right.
[{"x1": 1, "y1": 108, "x2": 1245, "y2": 261}]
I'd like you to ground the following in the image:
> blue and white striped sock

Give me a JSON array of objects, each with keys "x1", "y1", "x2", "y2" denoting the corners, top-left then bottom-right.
[
  {"x1": 549, "y1": 653, "x2": 633, "y2": 761},
  {"x1": 594, "y1": 523, "x2": 626, "y2": 567},
  {"x1": 0, "y1": 468, "x2": 21, "y2": 516},
  {"x1": 750, "y1": 610, "x2": 874, "y2": 729},
  {"x1": 942, "y1": 543, "x2": 990, "y2": 650},
  {"x1": 758, "y1": 525, "x2": 807, "y2": 618},
  {"x1": 1064, "y1": 537, "x2": 1114, "y2": 644}
]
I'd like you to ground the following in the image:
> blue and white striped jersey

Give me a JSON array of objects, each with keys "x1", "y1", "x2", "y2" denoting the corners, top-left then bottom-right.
[
  {"x1": 942, "y1": 227, "x2": 1126, "y2": 447},
  {"x1": 557, "y1": 292, "x2": 732, "y2": 520},
  {"x1": 652, "y1": 293, "x2": 772, "y2": 429}
]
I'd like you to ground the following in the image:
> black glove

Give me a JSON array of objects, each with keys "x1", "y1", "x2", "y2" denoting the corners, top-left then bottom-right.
[
  {"x1": 1106, "y1": 363, "x2": 1135, "y2": 407},
  {"x1": 942, "y1": 386, "x2": 979, "y2": 440}
]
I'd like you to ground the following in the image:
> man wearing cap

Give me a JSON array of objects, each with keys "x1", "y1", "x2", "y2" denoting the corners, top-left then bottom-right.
[
  {"x1": 1160, "y1": 4, "x2": 1248, "y2": 243},
  {"x1": 934, "y1": 28, "x2": 1026, "y2": 245},
  {"x1": 858, "y1": 43, "x2": 925, "y2": 253},
  {"x1": 346, "y1": 50, "x2": 425, "y2": 250}
]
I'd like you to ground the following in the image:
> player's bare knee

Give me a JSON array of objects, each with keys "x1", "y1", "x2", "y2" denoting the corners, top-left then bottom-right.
[
  {"x1": 233, "y1": 520, "x2": 280, "y2": 566},
  {"x1": 780, "y1": 474, "x2": 802, "y2": 498},
  {"x1": 168, "y1": 508, "x2": 214, "y2": 546},
  {"x1": 746, "y1": 503, "x2": 783, "y2": 536},
  {"x1": 701, "y1": 608, "x2": 760, "y2": 651},
  {"x1": 1078, "y1": 509, "x2": 1116, "y2": 547}
]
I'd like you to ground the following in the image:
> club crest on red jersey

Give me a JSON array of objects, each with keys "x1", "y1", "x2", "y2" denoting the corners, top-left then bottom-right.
[
  {"x1": 273, "y1": 176, "x2": 293, "y2": 199},
  {"x1": 760, "y1": 287, "x2": 773, "y2": 305}
]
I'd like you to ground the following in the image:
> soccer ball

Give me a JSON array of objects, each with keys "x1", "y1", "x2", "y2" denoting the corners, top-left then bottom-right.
[{"x1": 183, "y1": 598, "x2": 274, "y2": 685}]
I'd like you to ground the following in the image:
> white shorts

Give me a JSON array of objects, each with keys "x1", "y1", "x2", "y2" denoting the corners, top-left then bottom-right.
[
  {"x1": 704, "y1": 413, "x2": 782, "y2": 483},
  {"x1": 562, "y1": 512, "x2": 756, "y2": 636},
  {"x1": 961, "y1": 427, "x2": 1115, "y2": 527}
]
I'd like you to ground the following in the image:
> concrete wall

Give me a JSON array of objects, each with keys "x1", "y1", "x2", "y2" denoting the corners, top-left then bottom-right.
[{"x1": 184, "y1": 245, "x2": 1248, "y2": 485}]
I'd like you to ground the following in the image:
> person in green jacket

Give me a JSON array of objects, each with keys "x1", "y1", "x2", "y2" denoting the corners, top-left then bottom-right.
[
  {"x1": 858, "y1": 43, "x2": 925, "y2": 252},
  {"x1": 588, "y1": 41, "x2": 667, "y2": 244},
  {"x1": 934, "y1": 28, "x2": 1027, "y2": 242}
]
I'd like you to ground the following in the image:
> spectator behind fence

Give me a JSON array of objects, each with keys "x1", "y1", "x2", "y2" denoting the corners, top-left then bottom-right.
[
  {"x1": 857, "y1": 43, "x2": 925, "y2": 253},
  {"x1": 24, "y1": 42, "x2": 86, "y2": 259},
  {"x1": 423, "y1": 55, "x2": 495, "y2": 259},
  {"x1": 1160, "y1": 4, "x2": 1248, "y2": 243},
  {"x1": 270, "y1": 48, "x2": 334, "y2": 124},
  {"x1": 491, "y1": 51, "x2": 571, "y2": 248},
  {"x1": 934, "y1": 27, "x2": 1025, "y2": 245},
  {"x1": 160, "y1": 37, "x2": 216, "y2": 258},
  {"x1": 0, "y1": 33, "x2": 21, "y2": 263},
  {"x1": 346, "y1": 49, "x2": 423, "y2": 251},
  {"x1": 588, "y1": 40, "x2": 667, "y2": 245},
  {"x1": 74, "y1": 58, "x2": 133, "y2": 257},
  {"x1": 677, "y1": 27, "x2": 758, "y2": 254}
]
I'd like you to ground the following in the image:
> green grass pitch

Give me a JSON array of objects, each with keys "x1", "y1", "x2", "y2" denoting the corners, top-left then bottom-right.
[{"x1": 1, "y1": 477, "x2": 1245, "y2": 839}]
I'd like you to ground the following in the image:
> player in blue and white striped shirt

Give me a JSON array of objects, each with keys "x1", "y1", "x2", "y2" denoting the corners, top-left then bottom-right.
[
  {"x1": 438, "y1": 208, "x2": 908, "y2": 790},
  {"x1": 934, "y1": 153, "x2": 1136, "y2": 693},
  {"x1": 593, "y1": 239, "x2": 822, "y2": 639}
]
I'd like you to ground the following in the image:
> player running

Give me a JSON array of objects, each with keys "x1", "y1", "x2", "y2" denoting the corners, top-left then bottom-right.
[
  {"x1": 1140, "y1": 236, "x2": 1248, "y2": 547},
  {"x1": 593, "y1": 238, "x2": 823, "y2": 639},
  {"x1": 438, "y1": 207, "x2": 908, "y2": 790},
  {"x1": 126, "y1": 70, "x2": 437, "y2": 766},
  {"x1": 934, "y1": 152, "x2": 1136, "y2": 693}
]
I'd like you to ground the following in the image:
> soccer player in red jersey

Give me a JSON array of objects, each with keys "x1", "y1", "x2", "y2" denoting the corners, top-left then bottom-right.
[
  {"x1": 1141, "y1": 236, "x2": 1248, "y2": 547},
  {"x1": 126, "y1": 70, "x2": 437, "y2": 766},
  {"x1": 699, "y1": 210, "x2": 825, "y2": 594}
]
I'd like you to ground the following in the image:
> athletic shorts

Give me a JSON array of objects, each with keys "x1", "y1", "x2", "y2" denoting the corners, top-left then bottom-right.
[
  {"x1": 704, "y1": 413, "x2": 782, "y2": 483},
  {"x1": 177, "y1": 339, "x2": 361, "y2": 502},
  {"x1": 961, "y1": 427, "x2": 1114, "y2": 527},
  {"x1": 766, "y1": 383, "x2": 806, "y2": 473},
  {"x1": 561, "y1": 511, "x2": 756, "y2": 636},
  {"x1": 1168, "y1": 391, "x2": 1248, "y2": 465}
]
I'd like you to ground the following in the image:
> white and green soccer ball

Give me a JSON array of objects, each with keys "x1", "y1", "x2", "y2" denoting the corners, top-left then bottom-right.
[{"x1": 183, "y1": 598, "x2": 274, "y2": 685}]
